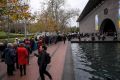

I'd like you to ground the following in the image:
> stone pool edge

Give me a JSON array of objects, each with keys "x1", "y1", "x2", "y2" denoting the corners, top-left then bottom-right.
[{"x1": 62, "y1": 41, "x2": 75, "y2": 80}]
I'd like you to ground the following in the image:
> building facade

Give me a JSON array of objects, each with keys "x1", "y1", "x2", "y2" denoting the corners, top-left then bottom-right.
[{"x1": 77, "y1": 0, "x2": 120, "y2": 40}]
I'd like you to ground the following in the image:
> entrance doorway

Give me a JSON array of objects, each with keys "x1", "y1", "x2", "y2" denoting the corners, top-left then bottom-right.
[{"x1": 100, "y1": 18, "x2": 116, "y2": 36}]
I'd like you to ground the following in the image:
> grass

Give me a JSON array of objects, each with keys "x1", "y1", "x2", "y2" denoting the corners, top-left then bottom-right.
[
  {"x1": 0, "y1": 31, "x2": 7, "y2": 37},
  {"x1": 0, "y1": 37, "x2": 25, "y2": 43},
  {"x1": 0, "y1": 31, "x2": 34, "y2": 43}
]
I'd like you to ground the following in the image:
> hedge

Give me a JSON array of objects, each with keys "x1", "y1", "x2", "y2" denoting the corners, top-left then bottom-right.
[{"x1": 0, "y1": 34, "x2": 34, "y2": 39}]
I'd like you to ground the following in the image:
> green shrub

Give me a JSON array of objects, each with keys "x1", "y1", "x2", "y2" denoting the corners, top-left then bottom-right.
[
  {"x1": 0, "y1": 31, "x2": 7, "y2": 37},
  {"x1": 0, "y1": 32, "x2": 33, "y2": 39}
]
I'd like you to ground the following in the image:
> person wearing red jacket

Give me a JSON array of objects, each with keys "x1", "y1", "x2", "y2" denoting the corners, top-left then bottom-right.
[{"x1": 17, "y1": 43, "x2": 28, "y2": 76}]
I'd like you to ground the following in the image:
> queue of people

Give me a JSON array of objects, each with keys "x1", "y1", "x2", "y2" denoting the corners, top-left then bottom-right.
[
  {"x1": 68, "y1": 32, "x2": 118, "y2": 41},
  {"x1": 0, "y1": 34, "x2": 67, "y2": 80},
  {"x1": 3, "y1": 43, "x2": 29, "y2": 76},
  {"x1": 0, "y1": 37, "x2": 35, "y2": 76}
]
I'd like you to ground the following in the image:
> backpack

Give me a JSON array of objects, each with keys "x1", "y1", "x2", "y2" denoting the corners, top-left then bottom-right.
[{"x1": 46, "y1": 53, "x2": 51, "y2": 64}]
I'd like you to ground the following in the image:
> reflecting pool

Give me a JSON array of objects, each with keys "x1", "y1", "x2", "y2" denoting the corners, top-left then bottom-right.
[{"x1": 71, "y1": 43, "x2": 120, "y2": 80}]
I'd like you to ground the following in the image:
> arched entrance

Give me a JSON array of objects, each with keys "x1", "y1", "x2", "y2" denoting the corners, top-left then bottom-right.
[{"x1": 100, "y1": 18, "x2": 116, "y2": 36}]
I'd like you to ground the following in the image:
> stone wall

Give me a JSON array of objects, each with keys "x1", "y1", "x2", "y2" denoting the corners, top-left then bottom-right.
[{"x1": 79, "y1": 0, "x2": 120, "y2": 39}]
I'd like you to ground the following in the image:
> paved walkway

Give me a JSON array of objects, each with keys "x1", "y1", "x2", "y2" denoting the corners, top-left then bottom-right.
[{"x1": 0, "y1": 41, "x2": 72, "y2": 80}]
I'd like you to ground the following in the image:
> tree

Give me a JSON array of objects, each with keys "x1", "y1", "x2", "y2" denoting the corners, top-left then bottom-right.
[
  {"x1": 44, "y1": 0, "x2": 65, "y2": 32},
  {"x1": 29, "y1": 0, "x2": 80, "y2": 33},
  {"x1": 46, "y1": 0, "x2": 79, "y2": 32},
  {"x1": 0, "y1": 0, "x2": 31, "y2": 33},
  {"x1": 66, "y1": 26, "x2": 79, "y2": 33}
]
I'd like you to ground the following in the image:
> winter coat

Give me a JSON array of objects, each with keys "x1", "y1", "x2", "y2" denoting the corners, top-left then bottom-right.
[
  {"x1": 35, "y1": 50, "x2": 47, "y2": 67},
  {"x1": 38, "y1": 40, "x2": 42, "y2": 47},
  {"x1": 17, "y1": 47, "x2": 28, "y2": 65},
  {"x1": 4, "y1": 48, "x2": 15, "y2": 65}
]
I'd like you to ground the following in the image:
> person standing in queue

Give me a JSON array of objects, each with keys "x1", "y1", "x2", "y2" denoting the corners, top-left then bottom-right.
[
  {"x1": 63, "y1": 35, "x2": 66, "y2": 44},
  {"x1": 4, "y1": 43, "x2": 16, "y2": 76},
  {"x1": 38, "y1": 37, "x2": 43, "y2": 54},
  {"x1": 17, "y1": 43, "x2": 28, "y2": 76}
]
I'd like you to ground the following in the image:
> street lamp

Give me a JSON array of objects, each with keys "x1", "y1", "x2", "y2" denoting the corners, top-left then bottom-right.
[
  {"x1": 6, "y1": 0, "x2": 10, "y2": 41},
  {"x1": 6, "y1": 0, "x2": 15, "y2": 41},
  {"x1": 19, "y1": 0, "x2": 29, "y2": 39},
  {"x1": 24, "y1": 19, "x2": 27, "y2": 38}
]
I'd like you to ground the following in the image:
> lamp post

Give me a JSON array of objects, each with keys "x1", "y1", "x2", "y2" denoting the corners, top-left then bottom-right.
[
  {"x1": 6, "y1": 0, "x2": 14, "y2": 41},
  {"x1": 22, "y1": 0, "x2": 29, "y2": 39},
  {"x1": 24, "y1": 19, "x2": 27, "y2": 38},
  {"x1": 6, "y1": 0, "x2": 10, "y2": 41},
  {"x1": 7, "y1": 14, "x2": 10, "y2": 41}
]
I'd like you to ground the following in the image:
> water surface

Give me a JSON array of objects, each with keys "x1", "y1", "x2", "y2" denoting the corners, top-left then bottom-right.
[{"x1": 71, "y1": 43, "x2": 120, "y2": 80}]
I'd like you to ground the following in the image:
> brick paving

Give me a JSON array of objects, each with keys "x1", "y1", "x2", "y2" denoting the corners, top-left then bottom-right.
[
  {"x1": 48, "y1": 42, "x2": 68, "y2": 80},
  {"x1": 0, "y1": 41, "x2": 69, "y2": 80}
]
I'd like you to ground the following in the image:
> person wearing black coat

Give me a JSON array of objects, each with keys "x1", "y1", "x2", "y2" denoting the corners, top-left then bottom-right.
[
  {"x1": 4, "y1": 43, "x2": 16, "y2": 76},
  {"x1": 35, "y1": 46, "x2": 52, "y2": 80},
  {"x1": 63, "y1": 35, "x2": 66, "y2": 44}
]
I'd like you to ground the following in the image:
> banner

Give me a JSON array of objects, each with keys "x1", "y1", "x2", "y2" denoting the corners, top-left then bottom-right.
[
  {"x1": 95, "y1": 15, "x2": 99, "y2": 31},
  {"x1": 119, "y1": 1, "x2": 120, "y2": 28}
]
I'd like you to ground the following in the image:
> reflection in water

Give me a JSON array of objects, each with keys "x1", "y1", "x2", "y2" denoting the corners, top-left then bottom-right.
[{"x1": 71, "y1": 43, "x2": 120, "y2": 80}]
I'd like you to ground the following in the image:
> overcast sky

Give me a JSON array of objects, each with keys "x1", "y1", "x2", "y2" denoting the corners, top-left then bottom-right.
[
  {"x1": 65, "y1": 0, "x2": 88, "y2": 11},
  {"x1": 29, "y1": 0, "x2": 89, "y2": 26}
]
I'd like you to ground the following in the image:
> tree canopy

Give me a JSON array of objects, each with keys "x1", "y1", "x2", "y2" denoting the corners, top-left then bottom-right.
[{"x1": 29, "y1": 0, "x2": 79, "y2": 33}]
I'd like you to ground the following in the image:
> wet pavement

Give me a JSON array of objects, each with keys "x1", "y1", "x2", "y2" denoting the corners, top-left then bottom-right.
[{"x1": 0, "y1": 41, "x2": 71, "y2": 80}]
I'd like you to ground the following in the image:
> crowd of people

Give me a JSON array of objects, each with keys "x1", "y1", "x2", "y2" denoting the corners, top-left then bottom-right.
[
  {"x1": 0, "y1": 34, "x2": 67, "y2": 80},
  {"x1": 75, "y1": 32, "x2": 118, "y2": 41},
  {"x1": 0, "y1": 32, "x2": 118, "y2": 80},
  {"x1": 0, "y1": 37, "x2": 36, "y2": 76}
]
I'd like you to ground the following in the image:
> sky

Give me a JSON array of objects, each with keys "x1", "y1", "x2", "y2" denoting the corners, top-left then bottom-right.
[
  {"x1": 29, "y1": 0, "x2": 89, "y2": 26},
  {"x1": 65, "y1": 0, "x2": 89, "y2": 11}
]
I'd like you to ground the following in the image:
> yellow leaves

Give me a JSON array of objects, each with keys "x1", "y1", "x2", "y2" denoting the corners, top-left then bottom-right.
[
  {"x1": 23, "y1": 5, "x2": 29, "y2": 11},
  {"x1": 29, "y1": 23, "x2": 44, "y2": 33},
  {"x1": 9, "y1": 11, "x2": 31, "y2": 21},
  {"x1": 0, "y1": 0, "x2": 6, "y2": 4},
  {"x1": 29, "y1": 15, "x2": 59, "y2": 32},
  {"x1": 6, "y1": 1, "x2": 31, "y2": 21},
  {"x1": 0, "y1": 0, "x2": 6, "y2": 8},
  {"x1": 0, "y1": 0, "x2": 30, "y2": 22},
  {"x1": 10, "y1": 14, "x2": 18, "y2": 21},
  {"x1": 46, "y1": 17, "x2": 59, "y2": 32},
  {"x1": 14, "y1": 6, "x2": 19, "y2": 10},
  {"x1": 8, "y1": 0, "x2": 18, "y2": 3},
  {"x1": 23, "y1": 12, "x2": 30, "y2": 17}
]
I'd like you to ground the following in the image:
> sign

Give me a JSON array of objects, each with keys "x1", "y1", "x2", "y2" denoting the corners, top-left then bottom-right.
[{"x1": 104, "y1": 8, "x2": 108, "y2": 15}]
